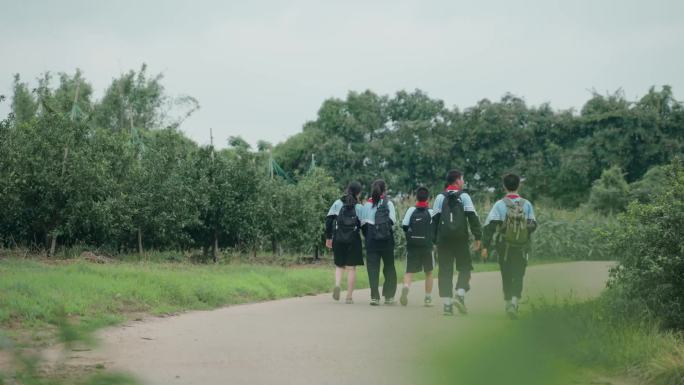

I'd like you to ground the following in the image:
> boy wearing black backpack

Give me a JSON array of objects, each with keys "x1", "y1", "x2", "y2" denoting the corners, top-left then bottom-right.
[
  {"x1": 481, "y1": 173, "x2": 537, "y2": 319},
  {"x1": 325, "y1": 181, "x2": 364, "y2": 304},
  {"x1": 400, "y1": 186, "x2": 435, "y2": 307},
  {"x1": 433, "y1": 170, "x2": 482, "y2": 316}
]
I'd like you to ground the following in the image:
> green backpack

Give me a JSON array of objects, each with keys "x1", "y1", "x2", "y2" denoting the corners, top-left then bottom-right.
[{"x1": 502, "y1": 197, "x2": 529, "y2": 248}]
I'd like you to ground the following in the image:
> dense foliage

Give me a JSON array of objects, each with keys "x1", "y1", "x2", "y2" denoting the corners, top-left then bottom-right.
[
  {"x1": 0, "y1": 67, "x2": 337, "y2": 256},
  {"x1": 1, "y1": 66, "x2": 683, "y2": 259},
  {"x1": 275, "y1": 88, "x2": 684, "y2": 206},
  {"x1": 608, "y1": 159, "x2": 684, "y2": 330}
]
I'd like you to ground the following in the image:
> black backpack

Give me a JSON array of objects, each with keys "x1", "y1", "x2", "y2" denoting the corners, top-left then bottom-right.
[
  {"x1": 437, "y1": 191, "x2": 468, "y2": 242},
  {"x1": 373, "y1": 199, "x2": 393, "y2": 241},
  {"x1": 334, "y1": 201, "x2": 359, "y2": 244},
  {"x1": 406, "y1": 207, "x2": 432, "y2": 248}
]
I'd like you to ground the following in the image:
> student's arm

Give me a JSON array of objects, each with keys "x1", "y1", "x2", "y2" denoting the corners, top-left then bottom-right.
[
  {"x1": 461, "y1": 194, "x2": 482, "y2": 241},
  {"x1": 431, "y1": 194, "x2": 443, "y2": 243},
  {"x1": 325, "y1": 215, "x2": 336, "y2": 240},
  {"x1": 525, "y1": 201, "x2": 538, "y2": 234},
  {"x1": 482, "y1": 201, "x2": 504, "y2": 249},
  {"x1": 325, "y1": 200, "x2": 342, "y2": 240},
  {"x1": 482, "y1": 220, "x2": 502, "y2": 249},
  {"x1": 401, "y1": 207, "x2": 415, "y2": 233},
  {"x1": 389, "y1": 201, "x2": 397, "y2": 226},
  {"x1": 360, "y1": 203, "x2": 369, "y2": 237}
]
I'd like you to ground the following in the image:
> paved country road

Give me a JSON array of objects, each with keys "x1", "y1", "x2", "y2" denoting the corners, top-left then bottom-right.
[{"x1": 70, "y1": 262, "x2": 612, "y2": 385}]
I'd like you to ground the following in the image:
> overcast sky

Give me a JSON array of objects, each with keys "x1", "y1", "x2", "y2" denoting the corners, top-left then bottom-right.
[{"x1": 1, "y1": 1, "x2": 683, "y2": 147}]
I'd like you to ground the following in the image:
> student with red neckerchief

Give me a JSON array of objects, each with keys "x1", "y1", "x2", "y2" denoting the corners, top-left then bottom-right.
[
  {"x1": 399, "y1": 186, "x2": 435, "y2": 307},
  {"x1": 481, "y1": 173, "x2": 537, "y2": 319},
  {"x1": 432, "y1": 169, "x2": 482, "y2": 316},
  {"x1": 361, "y1": 179, "x2": 398, "y2": 306}
]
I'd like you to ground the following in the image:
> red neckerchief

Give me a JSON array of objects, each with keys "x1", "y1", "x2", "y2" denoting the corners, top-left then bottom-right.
[
  {"x1": 445, "y1": 185, "x2": 460, "y2": 192},
  {"x1": 366, "y1": 195, "x2": 385, "y2": 204},
  {"x1": 416, "y1": 201, "x2": 429, "y2": 208},
  {"x1": 505, "y1": 194, "x2": 520, "y2": 199}
]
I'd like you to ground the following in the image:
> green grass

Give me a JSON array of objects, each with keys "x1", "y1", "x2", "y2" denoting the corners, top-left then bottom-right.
[
  {"x1": 0, "y1": 255, "x2": 553, "y2": 335},
  {"x1": 0, "y1": 259, "x2": 346, "y2": 332},
  {"x1": 425, "y1": 292, "x2": 684, "y2": 385}
]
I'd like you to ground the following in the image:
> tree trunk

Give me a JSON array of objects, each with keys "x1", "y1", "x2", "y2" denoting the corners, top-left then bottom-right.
[
  {"x1": 137, "y1": 227, "x2": 144, "y2": 256},
  {"x1": 49, "y1": 230, "x2": 57, "y2": 257},
  {"x1": 212, "y1": 229, "x2": 219, "y2": 263},
  {"x1": 271, "y1": 237, "x2": 277, "y2": 257}
]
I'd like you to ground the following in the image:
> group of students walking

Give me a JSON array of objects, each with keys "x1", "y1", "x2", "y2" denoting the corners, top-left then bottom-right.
[{"x1": 325, "y1": 169, "x2": 537, "y2": 318}]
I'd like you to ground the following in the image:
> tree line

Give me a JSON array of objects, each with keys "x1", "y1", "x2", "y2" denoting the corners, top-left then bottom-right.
[
  {"x1": 274, "y1": 87, "x2": 684, "y2": 206},
  {"x1": 0, "y1": 66, "x2": 338, "y2": 257},
  {"x1": 1, "y1": 65, "x2": 682, "y2": 257}
]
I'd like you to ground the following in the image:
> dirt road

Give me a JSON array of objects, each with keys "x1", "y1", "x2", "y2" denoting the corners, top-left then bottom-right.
[{"x1": 71, "y1": 262, "x2": 612, "y2": 385}]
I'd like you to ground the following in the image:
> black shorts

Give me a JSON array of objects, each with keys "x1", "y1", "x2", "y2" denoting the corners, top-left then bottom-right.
[
  {"x1": 333, "y1": 237, "x2": 364, "y2": 267},
  {"x1": 405, "y1": 248, "x2": 434, "y2": 274}
]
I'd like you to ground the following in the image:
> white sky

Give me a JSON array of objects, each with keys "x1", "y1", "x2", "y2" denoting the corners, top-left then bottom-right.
[{"x1": 1, "y1": 0, "x2": 683, "y2": 147}]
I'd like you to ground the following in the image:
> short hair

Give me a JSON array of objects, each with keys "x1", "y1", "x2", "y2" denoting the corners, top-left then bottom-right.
[
  {"x1": 416, "y1": 186, "x2": 429, "y2": 202},
  {"x1": 446, "y1": 169, "x2": 463, "y2": 185},
  {"x1": 503, "y1": 173, "x2": 521, "y2": 191}
]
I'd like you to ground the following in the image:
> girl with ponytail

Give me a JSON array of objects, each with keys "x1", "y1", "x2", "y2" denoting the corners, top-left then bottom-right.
[
  {"x1": 361, "y1": 179, "x2": 398, "y2": 306},
  {"x1": 325, "y1": 181, "x2": 364, "y2": 304}
]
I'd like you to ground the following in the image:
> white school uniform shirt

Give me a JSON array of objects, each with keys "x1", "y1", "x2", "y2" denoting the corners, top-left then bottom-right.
[
  {"x1": 360, "y1": 198, "x2": 397, "y2": 226},
  {"x1": 483, "y1": 195, "x2": 536, "y2": 226},
  {"x1": 431, "y1": 189, "x2": 478, "y2": 216},
  {"x1": 327, "y1": 199, "x2": 364, "y2": 218}
]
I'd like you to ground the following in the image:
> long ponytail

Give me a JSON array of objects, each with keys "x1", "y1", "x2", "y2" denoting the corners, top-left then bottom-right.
[
  {"x1": 370, "y1": 179, "x2": 386, "y2": 208},
  {"x1": 342, "y1": 181, "x2": 362, "y2": 206}
]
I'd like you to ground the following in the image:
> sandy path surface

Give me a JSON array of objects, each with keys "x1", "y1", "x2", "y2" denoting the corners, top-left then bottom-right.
[{"x1": 70, "y1": 261, "x2": 612, "y2": 385}]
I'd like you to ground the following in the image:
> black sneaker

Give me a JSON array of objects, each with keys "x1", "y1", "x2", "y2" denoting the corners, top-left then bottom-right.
[
  {"x1": 443, "y1": 304, "x2": 454, "y2": 316},
  {"x1": 370, "y1": 298, "x2": 380, "y2": 306},
  {"x1": 384, "y1": 297, "x2": 396, "y2": 305},
  {"x1": 454, "y1": 295, "x2": 468, "y2": 315},
  {"x1": 332, "y1": 286, "x2": 341, "y2": 301},
  {"x1": 400, "y1": 287, "x2": 409, "y2": 306},
  {"x1": 424, "y1": 296, "x2": 433, "y2": 307}
]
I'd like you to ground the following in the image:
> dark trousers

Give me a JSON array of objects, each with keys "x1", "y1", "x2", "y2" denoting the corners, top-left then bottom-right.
[
  {"x1": 499, "y1": 247, "x2": 527, "y2": 300},
  {"x1": 437, "y1": 241, "x2": 472, "y2": 298},
  {"x1": 366, "y1": 247, "x2": 397, "y2": 300}
]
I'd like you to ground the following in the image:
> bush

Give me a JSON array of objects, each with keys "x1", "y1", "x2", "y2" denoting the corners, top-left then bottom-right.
[
  {"x1": 608, "y1": 159, "x2": 684, "y2": 330},
  {"x1": 531, "y1": 206, "x2": 614, "y2": 260},
  {"x1": 589, "y1": 165, "x2": 630, "y2": 213},
  {"x1": 629, "y1": 164, "x2": 669, "y2": 204}
]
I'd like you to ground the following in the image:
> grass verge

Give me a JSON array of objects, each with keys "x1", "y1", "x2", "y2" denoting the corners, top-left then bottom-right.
[
  {"x1": 0, "y1": 255, "x2": 555, "y2": 337},
  {"x1": 425, "y1": 291, "x2": 684, "y2": 385},
  {"x1": 0, "y1": 259, "x2": 348, "y2": 335}
]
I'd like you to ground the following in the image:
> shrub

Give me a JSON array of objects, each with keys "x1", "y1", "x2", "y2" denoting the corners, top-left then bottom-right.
[
  {"x1": 531, "y1": 206, "x2": 614, "y2": 260},
  {"x1": 629, "y1": 164, "x2": 669, "y2": 204},
  {"x1": 589, "y1": 165, "x2": 630, "y2": 213},
  {"x1": 608, "y1": 159, "x2": 684, "y2": 330}
]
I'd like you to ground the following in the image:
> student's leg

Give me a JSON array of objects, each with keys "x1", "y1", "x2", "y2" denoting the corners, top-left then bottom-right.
[
  {"x1": 346, "y1": 266, "x2": 356, "y2": 299},
  {"x1": 403, "y1": 272, "x2": 413, "y2": 287},
  {"x1": 335, "y1": 266, "x2": 344, "y2": 287},
  {"x1": 403, "y1": 248, "x2": 418, "y2": 288},
  {"x1": 510, "y1": 250, "x2": 527, "y2": 301},
  {"x1": 437, "y1": 243, "x2": 455, "y2": 300},
  {"x1": 499, "y1": 256, "x2": 513, "y2": 301},
  {"x1": 366, "y1": 249, "x2": 381, "y2": 300},
  {"x1": 424, "y1": 250, "x2": 435, "y2": 294},
  {"x1": 381, "y1": 247, "x2": 397, "y2": 300},
  {"x1": 454, "y1": 242, "x2": 473, "y2": 294},
  {"x1": 425, "y1": 271, "x2": 434, "y2": 294}
]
